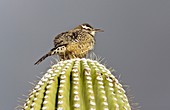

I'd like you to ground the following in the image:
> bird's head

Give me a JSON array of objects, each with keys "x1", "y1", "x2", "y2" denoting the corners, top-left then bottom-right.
[{"x1": 75, "y1": 23, "x2": 104, "y2": 36}]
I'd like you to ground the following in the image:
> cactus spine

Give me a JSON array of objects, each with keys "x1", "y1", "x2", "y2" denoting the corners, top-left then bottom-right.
[{"x1": 22, "y1": 58, "x2": 131, "y2": 110}]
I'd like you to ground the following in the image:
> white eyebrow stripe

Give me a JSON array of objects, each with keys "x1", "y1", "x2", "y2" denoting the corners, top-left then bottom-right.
[{"x1": 82, "y1": 25, "x2": 90, "y2": 29}]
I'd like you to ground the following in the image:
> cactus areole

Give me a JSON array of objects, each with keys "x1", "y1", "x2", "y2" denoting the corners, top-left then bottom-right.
[{"x1": 22, "y1": 58, "x2": 131, "y2": 110}]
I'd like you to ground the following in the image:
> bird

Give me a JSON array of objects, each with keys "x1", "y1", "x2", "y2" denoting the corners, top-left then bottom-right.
[{"x1": 34, "y1": 23, "x2": 104, "y2": 65}]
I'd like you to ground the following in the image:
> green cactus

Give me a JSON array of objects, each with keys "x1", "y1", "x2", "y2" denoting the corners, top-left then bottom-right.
[{"x1": 21, "y1": 58, "x2": 131, "y2": 110}]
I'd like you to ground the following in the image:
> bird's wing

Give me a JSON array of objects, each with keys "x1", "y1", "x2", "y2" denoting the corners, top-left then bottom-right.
[{"x1": 53, "y1": 31, "x2": 69, "y2": 47}]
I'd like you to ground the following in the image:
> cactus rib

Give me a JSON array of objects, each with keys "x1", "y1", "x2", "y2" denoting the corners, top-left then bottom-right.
[{"x1": 22, "y1": 58, "x2": 131, "y2": 110}]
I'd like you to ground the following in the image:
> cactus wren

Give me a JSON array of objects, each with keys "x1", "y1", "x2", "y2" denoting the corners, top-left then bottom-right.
[{"x1": 34, "y1": 23, "x2": 103, "y2": 65}]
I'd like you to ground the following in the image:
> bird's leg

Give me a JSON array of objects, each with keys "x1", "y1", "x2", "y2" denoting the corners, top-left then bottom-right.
[
  {"x1": 63, "y1": 52, "x2": 66, "y2": 60},
  {"x1": 68, "y1": 54, "x2": 72, "y2": 59},
  {"x1": 67, "y1": 52, "x2": 76, "y2": 59},
  {"x1": 72, "y1": 54, "x2": 76, "y2": 59}
]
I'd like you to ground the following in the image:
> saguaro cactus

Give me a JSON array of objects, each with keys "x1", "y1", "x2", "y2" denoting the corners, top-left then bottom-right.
[{"x1": 21, "y1": 58, "x2": 131, "y2": 110}]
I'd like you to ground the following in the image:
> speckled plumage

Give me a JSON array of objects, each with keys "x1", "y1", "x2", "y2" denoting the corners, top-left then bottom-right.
[{"x1": 34, "y1": 23, "x2": 103, "y2": 65}]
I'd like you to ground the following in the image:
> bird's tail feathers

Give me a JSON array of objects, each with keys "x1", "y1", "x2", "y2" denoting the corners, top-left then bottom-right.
[{"x1": 34, "y1": 50, "x2": 55, "y2": 65}]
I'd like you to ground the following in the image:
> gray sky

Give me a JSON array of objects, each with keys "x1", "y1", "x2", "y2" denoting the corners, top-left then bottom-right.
[{"x1": 0, "y1": 0, "x2": 170, "y2": 109}]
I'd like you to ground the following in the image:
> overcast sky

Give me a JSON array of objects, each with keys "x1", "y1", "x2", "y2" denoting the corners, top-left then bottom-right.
[{"x1": 0, "y1": 0, "x2": 170, "y2": 110}]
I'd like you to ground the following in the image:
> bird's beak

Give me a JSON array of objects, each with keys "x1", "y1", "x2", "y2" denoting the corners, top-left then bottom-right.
[{"x1": 94, "y1": 29, "x2": 104, "y2": 32}]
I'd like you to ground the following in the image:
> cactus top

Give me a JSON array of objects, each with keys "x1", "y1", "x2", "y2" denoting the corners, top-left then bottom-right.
[{"x1": 21, "y1": 58, "x2": 131, "y2": 110}]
